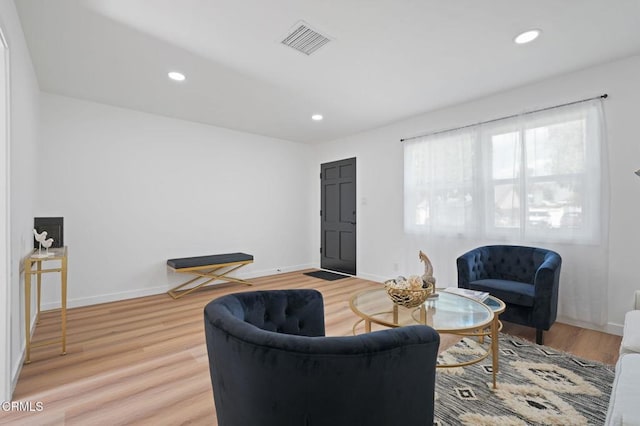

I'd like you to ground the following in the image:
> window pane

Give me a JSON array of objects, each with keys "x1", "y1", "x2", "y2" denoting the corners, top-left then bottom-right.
[
  {"x1": 527, "y1": 180, "x2": 583, "y2": 229},
  {"x1": 430, "y1": 187, "x2": 474, "y2": 229},
  {"x1": 427, "y1": 134, "x2": 474, "y2": 184},
  {"x1": 404, "y1": 129, "x2": 476, "y2": 234},
  {"x1": 493, "y1": 183, "x2": 520, "y2": 228},
  {"x1": 492, "y1": 132, "x2": 520, "y2": 180},
  {"x1": 526, "y1": 119, "x2": 585, "y2": 177}
]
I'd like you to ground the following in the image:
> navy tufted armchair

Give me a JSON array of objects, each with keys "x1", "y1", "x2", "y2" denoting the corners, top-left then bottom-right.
[
  {"x1": 204, "y1": 289, "x2": 440, "y2": 426},
  {"x1": 457, "y1": 245, "x2": 562, "y2": 345}
]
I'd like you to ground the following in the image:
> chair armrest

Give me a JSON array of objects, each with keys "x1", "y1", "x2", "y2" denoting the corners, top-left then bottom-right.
[
  {"x1": 531, "y1": 251, "x2": 562, "y2": 328},
  {"x1": 457, "y1": 249, "x2": 486, "y2": 287},
  {"x1": 533, "y1": 252, "x2": 562, "y2": 296}
]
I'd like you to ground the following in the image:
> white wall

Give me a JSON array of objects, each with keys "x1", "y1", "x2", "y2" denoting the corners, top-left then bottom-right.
[
  {"x1": 37, "y1": 93, "x2": 315, "y2": 308},
  {"x1": 315, "y1": 54, "x2": 640, "y2": 335},
  {"x1": 0, "y1": 0, "x2": 40, "y2": 400},
  {"x1": 0, "y1": 12, "x2": 8, "y2": 404}
]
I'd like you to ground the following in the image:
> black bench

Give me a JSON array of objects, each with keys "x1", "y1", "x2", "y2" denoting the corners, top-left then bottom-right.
[{"x1": 167, "y1": 252, "x2": 254, "y2": 299}]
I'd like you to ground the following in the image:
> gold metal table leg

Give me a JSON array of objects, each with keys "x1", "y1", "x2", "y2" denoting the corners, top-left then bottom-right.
[
  {"x1": 61, "y1": 254, "x2": 67, "y2": 355},
  {"x1": 491, "y1": 314, "x2": 499, "y2": 389},
  {"x1": 36, "y1": 261, "x2": 42, "y2": 324}
]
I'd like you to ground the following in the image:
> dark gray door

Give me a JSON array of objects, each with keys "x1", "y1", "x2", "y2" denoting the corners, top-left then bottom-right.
[{"x1": 321, "y1": 158, "x2": 356, "y2": 275}]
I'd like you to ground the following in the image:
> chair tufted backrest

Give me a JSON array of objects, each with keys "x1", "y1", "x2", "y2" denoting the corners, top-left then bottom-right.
[
  {"x1": 466, "y1": 245, "x2": 555, "y2": 284},
  {"x1": 219, "y1": 289, "x2": 325, "y2": 336}
]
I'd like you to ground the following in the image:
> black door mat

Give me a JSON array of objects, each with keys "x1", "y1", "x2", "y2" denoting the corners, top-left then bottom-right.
[{"x1": 303, "y1": 270, "x2": 350, "y2": 281}]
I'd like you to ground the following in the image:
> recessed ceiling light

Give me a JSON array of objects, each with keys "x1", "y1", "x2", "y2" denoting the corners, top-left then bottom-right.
[
  {"x1": 514, "y1": 29, "x2": 541, "y2": 44},
  {"x1": 168, "y1": 71, "x2": 186, "y2": 81},
  {"x1": 312, "y1": 114, "x2": 323, "y2": 121}
]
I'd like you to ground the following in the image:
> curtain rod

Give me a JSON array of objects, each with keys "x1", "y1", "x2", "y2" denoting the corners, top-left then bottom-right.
[{"x1": 400, "y1": 93, "x2": 608, "y2": 143}]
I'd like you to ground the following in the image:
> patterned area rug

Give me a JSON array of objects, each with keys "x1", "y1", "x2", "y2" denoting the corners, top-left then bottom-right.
[{"x1": 435, "y1": 334, "x2": 615, "y2": 425}]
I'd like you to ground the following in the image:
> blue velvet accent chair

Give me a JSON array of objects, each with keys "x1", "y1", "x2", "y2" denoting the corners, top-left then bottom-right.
[
  {"x1": 204, "y1": 289, "x2": 440, "y2": 426},
  {"x1": 457, "y1": 245, "x2": 562, "y2": 345}
]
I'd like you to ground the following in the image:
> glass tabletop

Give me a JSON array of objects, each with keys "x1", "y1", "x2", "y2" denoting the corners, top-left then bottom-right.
[
  {"x1": 27, "y1": 246, "x2": 68, "y2": 261},
  {"x1": 350, "y1": 287, "x2": 494, "y2": 333},
  {"x1": 483, "y1": 295, "x2": 506, "y2": 314}
]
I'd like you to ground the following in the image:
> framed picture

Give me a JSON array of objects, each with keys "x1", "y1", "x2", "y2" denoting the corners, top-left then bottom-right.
[{"x1": 34, "y1": 217, "x2": 64, "y2": 248}]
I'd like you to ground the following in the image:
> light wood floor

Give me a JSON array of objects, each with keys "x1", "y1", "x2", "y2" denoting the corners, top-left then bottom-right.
[{"x1": 0, "y1": 270, "x2": 621, "y2": 425}]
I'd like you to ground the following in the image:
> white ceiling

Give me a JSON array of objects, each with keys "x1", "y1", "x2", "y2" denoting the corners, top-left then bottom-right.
[{"x1": 15, "y1": 0, "x2": 640, "y2": 143}]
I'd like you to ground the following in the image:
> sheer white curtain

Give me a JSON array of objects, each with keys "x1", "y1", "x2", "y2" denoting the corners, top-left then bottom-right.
[
  {"x1": 404, "y1": 127, "x2": 478, "y2": 236},
  {"x1": 404, "y1": 99, "x2": 609, "y2": 325}
]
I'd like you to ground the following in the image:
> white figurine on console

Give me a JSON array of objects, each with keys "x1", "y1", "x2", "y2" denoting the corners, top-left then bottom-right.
[
  {"x1": 33, "y1": 229, "x2": 48, "y2": 255},
  {"x1": 42, "y1": 237, "x2": 54, "y2": 256}
]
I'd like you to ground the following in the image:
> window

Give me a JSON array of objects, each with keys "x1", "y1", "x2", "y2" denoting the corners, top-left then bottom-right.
[{"x1": 404, "y1": 99, "x2": 605, "y2": 243}]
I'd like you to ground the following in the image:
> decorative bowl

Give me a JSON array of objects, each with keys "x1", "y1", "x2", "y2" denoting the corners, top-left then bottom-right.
[{"x1": 384, "y1": 279, "x2": 434, "y2": 308}]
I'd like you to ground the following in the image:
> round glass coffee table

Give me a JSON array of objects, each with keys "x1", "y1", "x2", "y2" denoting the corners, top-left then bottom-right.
[{"x1": 349, "y1": 288, "x2": 505, "y2": 388}]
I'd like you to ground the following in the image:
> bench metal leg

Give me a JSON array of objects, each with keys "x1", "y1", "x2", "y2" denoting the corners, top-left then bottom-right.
[{"x1": 168, "y1": 263, "x2": 253, "y2": 299}]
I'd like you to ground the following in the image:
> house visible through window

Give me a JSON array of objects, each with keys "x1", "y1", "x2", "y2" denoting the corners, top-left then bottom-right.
[{"x1": 404, "y1": 99, "x2": 605, "y2": 244}]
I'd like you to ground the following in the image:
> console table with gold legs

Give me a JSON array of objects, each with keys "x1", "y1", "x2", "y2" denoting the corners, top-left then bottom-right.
[{"x1": 24, "y1": 246, "x2": 68, "y2": 364}]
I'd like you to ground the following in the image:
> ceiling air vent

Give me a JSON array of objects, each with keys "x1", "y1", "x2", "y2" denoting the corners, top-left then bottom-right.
[{"x1": 281, "y1": 21, "x2": 330, "y2": 56}]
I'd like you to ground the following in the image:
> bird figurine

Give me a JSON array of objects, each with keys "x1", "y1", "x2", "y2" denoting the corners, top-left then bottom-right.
[
  {"x1": 33, "y1": 229, "x2": 48, "y2": 254},
  {"x1": 42, "y1": 238, "x2": 54, "y2": 256},
  {"x1": 419, "y1": 250, "x2": 438, "y2": 296}
]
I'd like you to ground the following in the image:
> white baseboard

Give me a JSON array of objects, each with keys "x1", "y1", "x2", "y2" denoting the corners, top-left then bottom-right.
[
  {"x1": 40, "y1": 264, "x2": 315, "y2": 311},
  {"x1": 41, "y1": 285, "x2": 170, "y2": 311},
  {"x1": 556, "y1": 315, "x2": 624, "y2": 336},
  {"x1": 247, "y1": 264, "x2": 314, "y2": 278},
  {"x1": 604, "y1": 322, "x2": 624, "y2": 336},
  {"x1": 356, "y1": 272, "x2": 386, "y2": 283}
]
